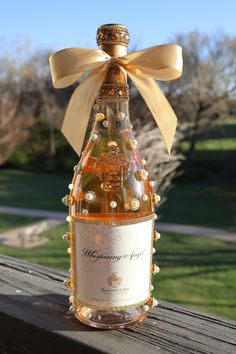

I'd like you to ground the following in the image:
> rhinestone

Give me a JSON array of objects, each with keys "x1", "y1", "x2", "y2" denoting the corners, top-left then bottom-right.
[
  {"x1": 85, "y1": 191, "x2": 96, "y2": 202},
  {"x1": 93, "y1": 103, "x2": 100, "y2": 111},
  {"x1": 117, "y1": 112, "x2": 125, "y2": 121},
  {"x1": 107, "y1": 141, "x2": 117, "y2": 147},
  {"x1": 68, "y1": 183, "x2": 73, "y2": 190},
  {"x1": 62, "y1": 195, "x2": 69, "y2": 206},
  {"x1": 131, "y1": 198, "x2": 140, "y2": 211},
  {"x1": 143, "y1": 194, "x2": 149, "y2": 201},
  {"x1": 142, "y1": 304, "x2": 149, "y2": 312},
  {"x1": 82, "y1": 209, "x2": 89, "y2": 215},
  {"x1": 69, "y1": 305, "x2": 76, "y2": 313},
  {"x1": 73, "y1": 164, "x2": 82, "y2": 174},
  {"x1": 154, "y1": 231, "x2": 161, "y2": 240},
  {"x1": 91, "y1": 132, "x2": 99, "y2": 141},
  {"x1": 103, "y1": 120, "x2": 109, "y2": 128},
  {"x1": 95, "y1": 112, "x2": 105, "y2": 121},
  {"x1": 66, "y1": 216, "x2": 72, "y2": 222},
  {"x1": 149, "y1": 180, "x2": 155, "y2": 188},
  {"x1": 110, "y1": 201, "x2": 117, "y2": 208},
  {"x1": 62, "y1": 233, "x2": 70, "y2": 241}
]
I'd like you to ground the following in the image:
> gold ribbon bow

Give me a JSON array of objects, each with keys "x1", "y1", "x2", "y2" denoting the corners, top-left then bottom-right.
[{"x1": 49, "y1": 44, "x2": 183, "y2": 155}]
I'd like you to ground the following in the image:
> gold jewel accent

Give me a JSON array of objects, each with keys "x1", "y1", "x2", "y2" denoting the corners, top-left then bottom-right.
[
  {"x1": 95, "y1": 112, "x2": 105, "y2": 121},
  {"x1": 135, "y1": 169, "x2": 149, "y2": 181},
  {"x1": 73, "y1": 214, "x2": 155, "y2": 226},
  {"x1": 97, "y1": 83, "x2": 129, "y2": 100},
  {"x1": 96, "y1": 24, "x2": 130, "y2": 47}
]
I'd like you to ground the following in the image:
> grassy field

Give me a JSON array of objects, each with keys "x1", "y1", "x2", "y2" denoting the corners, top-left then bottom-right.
[{"x1": 0, "y1": 224, "x2": 235, "y2": 320}]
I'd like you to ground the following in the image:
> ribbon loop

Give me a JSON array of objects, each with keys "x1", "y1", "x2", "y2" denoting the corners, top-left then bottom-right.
[{"x1": 49, "y1": 43, "x2": 183, "y2": 155}]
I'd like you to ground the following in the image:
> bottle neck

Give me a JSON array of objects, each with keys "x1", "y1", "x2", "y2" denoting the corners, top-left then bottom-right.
[{"x1": 99, "y1": 44, "x2": 128, "y2": 86}]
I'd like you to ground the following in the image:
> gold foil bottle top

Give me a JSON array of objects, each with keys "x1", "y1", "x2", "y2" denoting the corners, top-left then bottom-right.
[{"x1": 96, "y1": 24, "x2": 130, "y2": 47}]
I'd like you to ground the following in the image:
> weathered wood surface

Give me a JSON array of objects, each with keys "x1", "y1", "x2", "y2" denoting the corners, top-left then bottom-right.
[{"x1": 0, "y1": 254, "x2": 235, "y2": 354}]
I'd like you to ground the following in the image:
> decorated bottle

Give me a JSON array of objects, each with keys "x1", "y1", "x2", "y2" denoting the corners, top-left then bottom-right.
[{"x1": 62, "y1": 24, "x2": 161, "y2": 329}]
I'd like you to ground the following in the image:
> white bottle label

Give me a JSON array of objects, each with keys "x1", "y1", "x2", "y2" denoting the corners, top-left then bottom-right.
[{"x1": 73, "y1": 218, "x2": 153, "y2": 309}]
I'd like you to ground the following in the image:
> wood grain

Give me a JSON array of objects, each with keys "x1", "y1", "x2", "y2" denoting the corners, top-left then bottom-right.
[{"x1": 0, "y1": 254, "x2": 235, "y2": 354}]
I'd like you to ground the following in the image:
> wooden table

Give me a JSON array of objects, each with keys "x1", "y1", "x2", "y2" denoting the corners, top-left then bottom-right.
[{"x1": 0, "y1": 254, "x2": 235, "y2": 354}]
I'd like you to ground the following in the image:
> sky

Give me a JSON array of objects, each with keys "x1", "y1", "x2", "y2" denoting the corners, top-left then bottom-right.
[{"x1": 0, "y1": 0, "x2": 236, "y2": 53}]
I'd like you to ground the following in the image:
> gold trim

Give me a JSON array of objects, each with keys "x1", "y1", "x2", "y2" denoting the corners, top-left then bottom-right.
[
  {"x1": 96, "y1": 24, "x2": 130, "y2": 47},
  {"x1": 97, "y1": 83, "x2": 129, "y2": 101},
  {"x1": 73, "y1": 213, "x2": 155, "y2": 226},
  {"x1": 74, "y1": 295, "x2": 151, "y2": 312}
]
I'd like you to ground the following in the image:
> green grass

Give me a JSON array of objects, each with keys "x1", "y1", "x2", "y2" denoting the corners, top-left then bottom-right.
[
  {"x1": 153, "y1": 232, "x2": 236, "y2": 321},
  {"x1": 1, "y1": 225, "x2": 235, "y2": 320},
  {"x1": 0, "y1": 214, "x2": 41, "y2": 232},
  {"x1": 160, "y1": 179, "x2": 236, "y2": 232},
  {"x1": 0, "y1": 169, "x2": 70, "y2": 211},
  {"x1": 182, "y1": 138, "x2": 236, "y2": 151}
]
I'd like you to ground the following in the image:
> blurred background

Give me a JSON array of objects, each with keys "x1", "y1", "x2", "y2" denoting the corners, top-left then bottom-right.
[{"x1": 0, "y1": 0, "x2": 236, "y2": 320}]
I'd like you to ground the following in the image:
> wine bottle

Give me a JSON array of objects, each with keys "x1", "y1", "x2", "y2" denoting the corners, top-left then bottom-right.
[{"x1": 62, "y1": 24, "x2": 160, "y2": 329}]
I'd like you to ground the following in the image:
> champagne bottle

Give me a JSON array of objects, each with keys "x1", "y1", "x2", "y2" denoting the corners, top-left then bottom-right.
[{"x1": 62, "y1": 24, "x2": 160, "y2": 329}]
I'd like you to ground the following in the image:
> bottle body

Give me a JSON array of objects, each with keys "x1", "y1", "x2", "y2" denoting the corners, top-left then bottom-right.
[{"x1": 65, "y1": 95, "x2": 158, "y2": 328}]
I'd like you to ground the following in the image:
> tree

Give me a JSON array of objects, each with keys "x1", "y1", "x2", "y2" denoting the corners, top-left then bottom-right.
[{"x1": 163, "y1": 31, "x2": 236, "y2": 162}]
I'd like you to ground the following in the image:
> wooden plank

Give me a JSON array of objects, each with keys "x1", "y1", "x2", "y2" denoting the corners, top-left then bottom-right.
[{"x1": 0, "y1": 254, "x2": 235, "y2": 354}]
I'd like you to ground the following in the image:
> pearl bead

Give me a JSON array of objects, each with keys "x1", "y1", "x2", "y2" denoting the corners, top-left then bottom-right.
[
  {"x1": 154, "y1": 231, "x2": 161, "y2": 240},
  {"x1": 149, "y1": 180, "x2": 155, "y2": 188},
  {"x1": 152, "y1": 299, "x2": 158, "y2": 307},
  {"x1": 66, "y1": 216, "x2": 71, "y2": 222},
  {"x1": 110, "y1": 201, "x2": 117, "y2": 208},
  {"x1": 103, "y1": 120, "x2": 109, "y2": 128},
  {"x1": 68, "y1": 183, "x2": 73, "y2": 190},
  {"x1": 154, "y1": 194, "x2": 161, "y2": 204},
  {"x1": 117, "y1": 111, "x2": 125, "y2": 121},
  {"x1": 107, "y1": 141, "x2": 117, "y2": 147},
  {"x1": 128, "y1": 138, "x2": 138, "y2": 149},
  {"x1": 95, "y1": 112, "x2": 105, "y2": 121},
  {"x1": 154, "y1": 265, "x2": 160, "y2": 273},
  {"x1": 150, "y1": 285, "x2": 154, "y2": 291},
  {"x1": 67, "y1": 247, "x2": 71, "y2": 254},
  {"x1": 69, "y1": 295, "x2": 74, "y2": 303},
  {"x1": 63, "y1": 279, "x2": 69, "y2": 286},
  {"x1": 85, "y1": 191, "x2": 96, "y2": 202},
  {"x1": 154, "y1": 214, "x2": 158, "y2": 220},
  {"x1": 131, "y1": 198, "x2": 140, "y2": 211},
  {"x1": 143, "y1": 194, "x2": 149, "y2": 201},
  {"x1": 152, "y1": 247, "x2": 156, "y2": 254},
  {"x1": 128, "y1": 123, "x2": 133, "y2": 129},
  {"x1": 62, "y1": 195, "x2": 69, "y2": 206},
  {"x1": 142, "y1": 304, "x2": 149, "y2": 312},
  {"x1": 82, "y1": 209, "x2": 89, "y2": 215},
  {"x1": 141, "y1": 159, "x2": 146, "y2": 165}
]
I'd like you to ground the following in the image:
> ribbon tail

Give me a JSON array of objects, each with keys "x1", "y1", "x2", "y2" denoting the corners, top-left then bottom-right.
[
  {"x1": 61, "y1": 66, "x2": 108, "y2": 156},
  {"x1": 127, "y1": 71, "x2": 177, "y2": 154}
]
